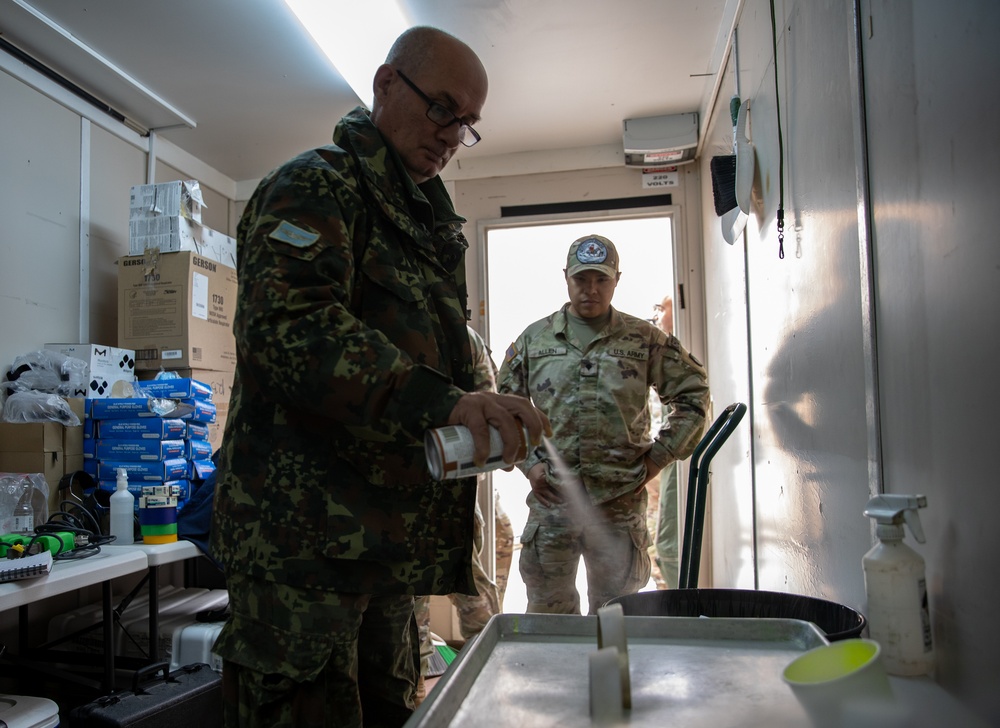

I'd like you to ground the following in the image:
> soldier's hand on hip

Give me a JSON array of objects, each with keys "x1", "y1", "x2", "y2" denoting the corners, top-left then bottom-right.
[
  {"x1": 527, "y1": 462, "x2": 562, "y2": 507},
  {"x1": 637, "y1": 454, "x2": 665, "y2": 490}
]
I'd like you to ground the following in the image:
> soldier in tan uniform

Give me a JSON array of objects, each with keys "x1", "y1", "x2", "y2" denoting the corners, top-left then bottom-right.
[{"x1": 497, "y1": 235, "x2": 709, "y2": 615}]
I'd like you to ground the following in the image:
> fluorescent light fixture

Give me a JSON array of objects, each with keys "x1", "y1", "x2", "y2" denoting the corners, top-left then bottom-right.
[{"x1": 285, "y1": 0, "x2": 410, "y2": 107}]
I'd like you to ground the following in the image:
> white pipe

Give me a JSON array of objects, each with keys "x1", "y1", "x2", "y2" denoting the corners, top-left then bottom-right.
[
  {"x1": 79, "y1": 118, "x2": 91, "y2": 342},
  {"x1": 147, "y1": 129, "x2": 157, "y2": 185},
  {"x1": 10, "y1": 0, "x2": 196, "y2": 129}
]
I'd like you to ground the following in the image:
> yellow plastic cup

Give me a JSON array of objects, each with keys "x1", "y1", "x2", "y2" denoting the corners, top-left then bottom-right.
[
  {"x1": 141, "y1": 533, "x2": 179, "y2": 545},
  {"x1": 782, "y1": 639, "x2": 895, "y2": 727}
]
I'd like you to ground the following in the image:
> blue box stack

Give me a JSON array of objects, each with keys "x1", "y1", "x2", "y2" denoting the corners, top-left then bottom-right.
[{"x1": 82, "y1": 377, "x2": 217, "y2": 514}]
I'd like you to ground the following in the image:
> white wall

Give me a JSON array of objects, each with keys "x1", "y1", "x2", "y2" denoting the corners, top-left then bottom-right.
[
  {"x1": 0, "y1": 69, "x2": 83, "y2": 352},
  {"x1": 696, "y1": 0, "x2": 1000, "y2": 720},
  {"x1": 0, "y1": 65, "x2": 238, "y2": 366},
  {"x1": 859, "y1": 0, "x2": 1000, "y2": 713}
]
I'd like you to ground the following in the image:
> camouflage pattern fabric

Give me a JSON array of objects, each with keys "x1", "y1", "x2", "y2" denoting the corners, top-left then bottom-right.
[
  {"x1": 654, "y1": 461, "x2": 680, "y2": 588},
  {"x1": 467, "y1": 325, "x2": 498, "y2": 392},
  {"x1": 497, "y1": 304, "x2": 709, "y2": 613},
  {"x1": 211, "y1": 106, "x2": 479, "y2": 594},
  {"x1": 414, "y1": 491, "x2": 514, "y2": 675},
  {"x1": 644, "y1": 472, "x2": 668, "y2": 589},
  {"x1": 210, "y1": 107, "x2": 481, "y2": 726},
  {"x1": 518, "y1": 487, "x2": 652, "y2": 614},
  {"x1": 414, "y1": 494, "x2": 500, "y2": 675},
  {"x1": 219, "y1": 573, "x2": 417, "y2": 728},
  {"x1": 494, "y1": 491, "x2": 514, "y2": 606},
  {"x1": 414, "y1": 326, "x2": 503, "y2": 676}
]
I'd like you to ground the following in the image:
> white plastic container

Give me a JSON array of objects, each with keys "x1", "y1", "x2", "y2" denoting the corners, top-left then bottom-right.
[
  {"x1": 0, "y1": 694, "x2": 60, "y2": 728},
  {"x1": 862, "y1": 494, "x2": 934, "y2": 676},
  {"x1": 109, "y1": 467, "x2": 135, "y2": 545},
  {"x1": 11, "y1": 488, "x2": 34, "y2": 535},
  {"x1": 170, "y1": 621, "x2": 225, "y2": 674},
  {"x1": 119, "y1": 588, "x2": 228, "y2": 660}
]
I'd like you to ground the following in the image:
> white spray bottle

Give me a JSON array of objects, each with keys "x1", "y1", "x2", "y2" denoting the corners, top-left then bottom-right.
[
  {"x1": 110, "y1": 467, "x2": 135, "y2": 545},
  {"x1": 862, "y1": 494, "x2": 933, "y2": 676}
]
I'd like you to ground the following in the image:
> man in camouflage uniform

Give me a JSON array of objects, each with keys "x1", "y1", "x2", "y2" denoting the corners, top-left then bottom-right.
[
  {"x1": 210, "y1": 27, "x2": 548, "y2": 728},
  {"x1": 497, "y1": 234, "x2": 710, "y2": 615},
  {"x1": 413, "y1": 327, "x2": 503, "y2": 695}
]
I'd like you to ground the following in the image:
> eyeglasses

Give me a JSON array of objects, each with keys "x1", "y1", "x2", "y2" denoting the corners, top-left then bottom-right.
[{"x1": 395, "y1": 70, "x2": 482, "y2": 147}]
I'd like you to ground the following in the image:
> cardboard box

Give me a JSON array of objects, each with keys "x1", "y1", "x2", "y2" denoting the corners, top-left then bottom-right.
[
  {"x1": 0, "y1": 413, "x2": 84, "y2": 514},
  {"x1": 128, "y1": 216, "x2": 236, "y2": 269},
  {"x1": 176, "y1": 398, "x2": 217, "y2": 423},
  {"x1": 91, "y1": 398, "x2": 164, "y2": 420},
  {"x1": 129, "y1": 378, "x2": 213, "y2": 401},
  {"x1": 203, "y1": 225, "x2": 237, "y2": 269},
  {"x1": 130, "y1": 180, "x2": 204, "y2": 224},
  {"x1": 137, "y1": 368, "x2": 234, "y2": 401},
  {"x1": 97, "y1": 418, "x2": 187, "y2": 440},
  {"x1": 139, "y1": 367, "x2": 233, "y2": 453},
  {"x1": 208, "y1": 402, "x2": 228, "y2": 454},
  {"x1": 185, "y1": 439, "x2": 213, "y2": 461},
  {"x1": 98, "y1": 458, "x2": 189, "y2": 482},
  {"x1": 44, "y1": 344, "x2": 136, "y2": 399},
  {"x1": 0, "y1": 421, "x2": 64, "y2": 452},
  {"x1": 95, "y1": 439, "x2": 186, "y2": 462},
  {"x1": 64, "y1": 423, "x2": 84, "y2": 456},
  {"x1": 118, "y1": 251, "x2": 238, "y2": 372}
]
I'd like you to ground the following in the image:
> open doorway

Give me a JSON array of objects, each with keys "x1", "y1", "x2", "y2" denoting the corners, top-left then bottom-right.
[{"x1": 481, "y1": 214, "x2": 675, "y2": 614}]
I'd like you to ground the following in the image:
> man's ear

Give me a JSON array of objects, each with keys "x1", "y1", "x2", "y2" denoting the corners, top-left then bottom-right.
[{"x1": 372, "y1": 64, "x2": 394, "y2": 105}]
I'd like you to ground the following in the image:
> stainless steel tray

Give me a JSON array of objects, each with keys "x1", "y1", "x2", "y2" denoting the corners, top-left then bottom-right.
[{"x1": 406, "y1": 614, "x2": 827, "y2": 727}]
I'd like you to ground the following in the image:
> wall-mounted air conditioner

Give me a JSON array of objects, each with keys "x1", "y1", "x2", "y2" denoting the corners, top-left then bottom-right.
[{"x1": 622, "y1": 112, "x2": 699, "y2": 167}]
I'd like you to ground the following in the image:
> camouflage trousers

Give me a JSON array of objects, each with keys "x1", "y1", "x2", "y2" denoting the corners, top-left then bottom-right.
[
  {"x1": 494, "y1": 491, "x2": 514, "y2": 607},
  {"x1": 217, "y1": 572, "x2": 417, "y2": 728},
  {"x1": 645, "y1": 461, "x2": 680, "y2": 589},
  {"x1": 519, "y1": 486, "x2": 651, "y2": 615},
  {"x1": 415, "y1": 495, "x2": 506, "y2": 675}
]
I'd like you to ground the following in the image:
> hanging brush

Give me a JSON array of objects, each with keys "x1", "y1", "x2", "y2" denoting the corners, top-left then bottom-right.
[{"x1": 710, "y1": 95, "x2": 743, "y2": 216}]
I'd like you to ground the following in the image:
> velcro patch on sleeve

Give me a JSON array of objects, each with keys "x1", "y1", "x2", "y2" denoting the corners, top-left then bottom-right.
[{"x1": 269, "y1": 220, "x2": 320, "y2": 248}]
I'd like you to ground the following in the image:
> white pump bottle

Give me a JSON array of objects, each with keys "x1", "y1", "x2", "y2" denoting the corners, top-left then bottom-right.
[
  {"x1": 862, "y1": 494, "x2": 933, "y2": 676},
  {"x1": 110, "y1": 468, "x2": 135, "y2": 545}
]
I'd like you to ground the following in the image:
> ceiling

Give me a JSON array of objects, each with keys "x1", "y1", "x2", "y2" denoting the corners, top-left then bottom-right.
[{"x1": 0, "y1": 0, "x2": 735, "y2": 184}]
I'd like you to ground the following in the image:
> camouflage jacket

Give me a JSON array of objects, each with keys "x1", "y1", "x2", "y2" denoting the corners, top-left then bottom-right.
[
  {"x1": 211, "y1": 107, "x2": 478, "y2": 595},
  {"x1": 468, "y1": 326, "x2": 498, "y2": 392},
  {"x1": 497, "y1": 304, "x2": 710, "y2": 505}
]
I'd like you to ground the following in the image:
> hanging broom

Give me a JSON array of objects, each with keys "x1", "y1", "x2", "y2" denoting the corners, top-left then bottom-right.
[
  {"x1": 425, "y1": 638, "x2": 460, "y2": 677},
  {"x1": 710, "y1": 95, "x2": 742, "y2": 216}
]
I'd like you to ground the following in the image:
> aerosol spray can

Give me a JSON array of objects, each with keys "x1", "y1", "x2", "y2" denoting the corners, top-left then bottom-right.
[{"x1": 425, "y1": 424, "x2": 529, "y2": 480}]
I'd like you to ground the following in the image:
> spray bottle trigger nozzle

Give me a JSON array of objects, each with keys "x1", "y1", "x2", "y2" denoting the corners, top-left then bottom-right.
[
  {"x1": 864, "y1": 494, "x2": 927, "y2": 543},
  {"x1": 903, "y1": 497, "x2": 927, "y2": 543}
]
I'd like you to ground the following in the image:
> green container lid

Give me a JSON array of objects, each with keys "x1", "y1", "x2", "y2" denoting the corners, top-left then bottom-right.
[{"x1": 139, "y1": 523, "x2": 178, "y2": 536}]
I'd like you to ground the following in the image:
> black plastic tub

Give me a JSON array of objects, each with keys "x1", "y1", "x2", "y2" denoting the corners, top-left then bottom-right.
[{"x1": 607, "y1": 588, "x2": 867, "y2": 642}]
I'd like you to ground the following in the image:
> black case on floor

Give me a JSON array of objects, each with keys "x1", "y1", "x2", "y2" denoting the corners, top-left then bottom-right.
[{"x1": 69, "y1": 662, "x2": 222, "y2": 727}]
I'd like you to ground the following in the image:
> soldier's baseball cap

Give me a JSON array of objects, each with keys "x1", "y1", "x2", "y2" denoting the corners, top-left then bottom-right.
[{"x1": 565, "y1": 234, "x2": 620, "y2": 277}]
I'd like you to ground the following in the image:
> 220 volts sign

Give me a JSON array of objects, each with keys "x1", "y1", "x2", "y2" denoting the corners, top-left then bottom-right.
[{"x1": 641, "y1": 169, "x2": 679, "y2": 189}]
